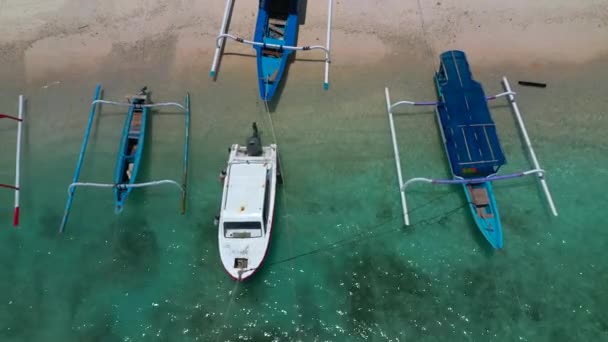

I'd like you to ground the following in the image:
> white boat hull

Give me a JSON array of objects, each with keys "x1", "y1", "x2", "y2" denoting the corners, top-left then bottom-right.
[{"x1": 218, "y1": 144, "x2": 278, "y2": 281}]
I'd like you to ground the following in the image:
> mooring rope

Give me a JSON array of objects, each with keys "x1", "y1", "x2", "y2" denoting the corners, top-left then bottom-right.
[
  {"x1": 261, "y1": 98, "x2": 301, "y2": 333},
  {"x1": 415, "y1": 0, "x2": 439, "y2": 73}
]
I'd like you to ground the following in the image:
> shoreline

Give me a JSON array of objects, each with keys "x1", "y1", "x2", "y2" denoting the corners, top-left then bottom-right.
[{"x1": 0, "y1": 0, "x2": 606, "y2": 85}]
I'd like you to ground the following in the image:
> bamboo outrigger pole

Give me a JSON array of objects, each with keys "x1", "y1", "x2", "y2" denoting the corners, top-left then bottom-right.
[
  {"x1": 13, "y1": 95, "x2": 24, "y2": 226},
  {"x1": 502, "y1": 76, "x2": 557, "y2": 216},
  {"x1": 59, "y1": 85, "x2": 102, "y2": 233},
  {"x1": 384, "y1": 87, "x2": 409, "y2": 226},
  {"x1": 181, "y1": 93, "x2": 191, "y2": 214},
  {"x1": 210, "y1": 0, "x2": 235, "y2": 79},
  {"x1": 0, "y1": 96, "x2": 25, "y2": 227}
]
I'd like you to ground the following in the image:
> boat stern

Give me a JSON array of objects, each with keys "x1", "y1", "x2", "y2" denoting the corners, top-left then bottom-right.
[
  {"x1": 463, "y1": 182, "x2": 503, "y2": 249},
  {"x1": 219, "y1": 240, "x2": 267, "y2": 281}
]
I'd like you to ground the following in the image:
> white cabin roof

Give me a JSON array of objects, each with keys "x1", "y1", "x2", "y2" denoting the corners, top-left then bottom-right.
[{"x1": 223, "y1": 162, "x2": 267, "y2": 219}]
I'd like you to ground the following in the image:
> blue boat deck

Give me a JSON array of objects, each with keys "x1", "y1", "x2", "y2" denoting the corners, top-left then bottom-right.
[{"x1": 435, "y1": 51, "x2": 506, "y2": 178}]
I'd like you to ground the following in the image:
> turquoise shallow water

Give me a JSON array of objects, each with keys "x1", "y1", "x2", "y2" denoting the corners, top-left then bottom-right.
[{"x1": 0, "y1": 48, "x2": 607, "y2": 341}]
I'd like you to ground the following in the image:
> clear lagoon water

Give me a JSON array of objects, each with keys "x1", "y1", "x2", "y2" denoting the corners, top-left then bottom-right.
[{"x1": 0, "y1": 44, "x2": 607, "y2": 341}]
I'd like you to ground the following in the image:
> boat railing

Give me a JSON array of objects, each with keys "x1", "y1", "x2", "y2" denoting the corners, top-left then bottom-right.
[
  {"x1": 0, "y1": 95, "x2": 25, "y2": 227},
  {"x1": 210, "y1": 0, "x2": 334, "y2": 90},
  {"x1": 384, "y1": 81, "x2": 556, "y2": 226}
]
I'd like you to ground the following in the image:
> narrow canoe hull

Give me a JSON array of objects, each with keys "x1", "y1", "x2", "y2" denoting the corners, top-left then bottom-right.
[
  {"x1": 433, "y1": 50, "x2": 506, "y2": 249},
  {"x1": 113, "y1": 105, "x2": 148, "y2": 213},
  {"x1": 463, "y1": 182, "x2": 503, "y2": 249},
  {"x1": 253, "y1": 0, "x2": 299, "y2": 101}
]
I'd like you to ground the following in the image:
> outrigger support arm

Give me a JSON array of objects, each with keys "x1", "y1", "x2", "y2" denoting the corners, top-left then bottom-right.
[
  {"x1": 387, "y1": 91, "x2": 516, "y2": 113},
  {"x1": 502, "y1": 76, "x2": 558, "y2": 216},
  {"x1": 91, "y1": 100, "x2": 186, "y2": 111},
  {"x1": 210, "y1": 0, "x2": 334, "y2": 89},
  {"x1": 210, "y1": 0, "x2": 235, "y2": 79},
  {"x1": 67, "y1": 180, "x2": 184, "y2": 194}
]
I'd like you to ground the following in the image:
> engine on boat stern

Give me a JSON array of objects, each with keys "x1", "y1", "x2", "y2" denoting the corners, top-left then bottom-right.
[{"x1": 247, "y1": 122, "x2": 263, "y2": 156}]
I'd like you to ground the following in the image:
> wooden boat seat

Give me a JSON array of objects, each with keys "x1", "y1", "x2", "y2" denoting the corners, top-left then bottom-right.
[
  {"x1": 129, "y1": 112, "x2": 142, "y2": 137},
  {"x1": 269, "y1": 18, "x2": 287, "y2": 25},
  {"x1": 262, "y1": 48, "x2": 283, "y2": 58},
  {"x1": 269, "y1": 24, "x2": 285, "y2": 36},
  {"x1": 469, "y1": 186, "x2": 490, "y2": 206}
]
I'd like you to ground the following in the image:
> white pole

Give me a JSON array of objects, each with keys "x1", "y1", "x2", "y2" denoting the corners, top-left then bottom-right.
[
  {"x1": 14, "y1": 95, "x2": 23, "y2": 226},
  {"x1": 210, "y1": 0, "x2": 235, "y2": 78},
  {"x1": 502, "y1": 77, "x2": 558, "y2": 216},
  {"x1": 384, "y1": 88, "x2": 409, "y2": 226},
  {"x1": 323, "y1": 0, "x2": 333, "y2": 90}
]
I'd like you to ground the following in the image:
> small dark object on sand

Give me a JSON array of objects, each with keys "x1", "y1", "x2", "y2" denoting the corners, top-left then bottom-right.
[{"x1": 518, "y1": 81, "x2": 547, "y2": 88}]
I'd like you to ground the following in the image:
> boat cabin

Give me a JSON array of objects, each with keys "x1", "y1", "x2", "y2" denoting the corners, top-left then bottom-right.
[{"x1": 221, "y1": 160, "x2": 271, "y2": 239}]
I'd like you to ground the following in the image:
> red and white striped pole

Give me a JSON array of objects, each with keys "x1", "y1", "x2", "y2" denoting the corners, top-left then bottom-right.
[
  {"x1": 0, "y1": 96, "x2": 24, "y2": 227},
  {"x1": 13, "y1": 95, "x2": 23, "y2": 226}
]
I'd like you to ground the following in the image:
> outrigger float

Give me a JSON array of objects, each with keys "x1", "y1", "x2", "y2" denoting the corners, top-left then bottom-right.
[
  {"x1": 59, "y1": 86, "x2": 190, "y2": 233},
  {"x1": 217, "y1": 123, "x2": 281, "y2": 281},
  {"x1": 384, "y1": 50, "x2": 557, "y2": 249},
  {"x1": 210, "y1": 0, "x2": 333, "y2": 101},
  {"x1": 0, "y1": 95, "x2": 24, "y2": 227}
]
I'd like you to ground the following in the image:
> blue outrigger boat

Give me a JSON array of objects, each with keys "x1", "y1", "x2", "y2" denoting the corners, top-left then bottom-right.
[
  {"x1": 59, "y1": 86, "x2": 191, "y2": 233},
  {"x1": 434, "y1": 51, "x2": 506, "y2": 247},
  {"x1": 210, "y1": 0, "x2": 333, "y2": 102},
  {"x1": 384, "y1": 50, "x2": 558, "y2": 249},
  {"x1": 253, "y1": 0, "x2": 299, "y2": 101}
]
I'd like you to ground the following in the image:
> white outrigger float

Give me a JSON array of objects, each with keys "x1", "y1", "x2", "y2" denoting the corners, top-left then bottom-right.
[{"x1": 217, "y1": 123, "x2": 281, "y2": 281}]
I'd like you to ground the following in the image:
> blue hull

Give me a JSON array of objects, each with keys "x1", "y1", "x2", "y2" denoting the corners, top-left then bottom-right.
[
  {"x1": 253, "y1": 0, "x2": 299, "y2": 101},
  {"x1": 113, "y1": 105, "x2": 148, "y2": 213},
  {"x1": 463, "y1": 182, "x2": 503, "y2": 249},
  {"x1": 434, "y1": 50, "x2": 506, "y2": 249}
]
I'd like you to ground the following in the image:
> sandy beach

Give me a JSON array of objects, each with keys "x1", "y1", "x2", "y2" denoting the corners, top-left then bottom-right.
[
  {"x1": 0, "y1": 0, "x2": 607, "y2": 85},
  {"x1": 0, "y1": 1, "x2": 607, "y2": 341}
]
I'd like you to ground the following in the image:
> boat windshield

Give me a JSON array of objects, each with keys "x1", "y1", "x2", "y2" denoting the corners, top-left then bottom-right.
[{"x1": 223, "y1": 221, "x2": 263, "y2": 238}]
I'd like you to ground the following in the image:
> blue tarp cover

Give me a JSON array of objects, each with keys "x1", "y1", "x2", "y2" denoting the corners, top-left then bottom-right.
[{"x1": 435, "y1": 50, "x2": 506, "y2": 178}]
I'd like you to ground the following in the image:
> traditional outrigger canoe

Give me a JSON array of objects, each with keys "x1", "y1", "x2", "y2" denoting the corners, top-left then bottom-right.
[
  {"x1": 59, "y1": 86, "x2": 190, "y2": 233},
  {"x1": 0, "y1": 95, "x2": 24, "y2": 227},
  {"x1": 217, "y1": 123, "x2": 281, "y2": 281},
  {"x1": 253, "y1": 0, "x2": 299, "y2": 101},
  {"x1": 114, "y1": 88, "x2": 150, "y2": 213},
  {"x1": 210, "y1": 0, "x2": 333, "y2": 102},
  {"x1": 384, "y1": 50, "x2": 558, "y2": 249}
]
